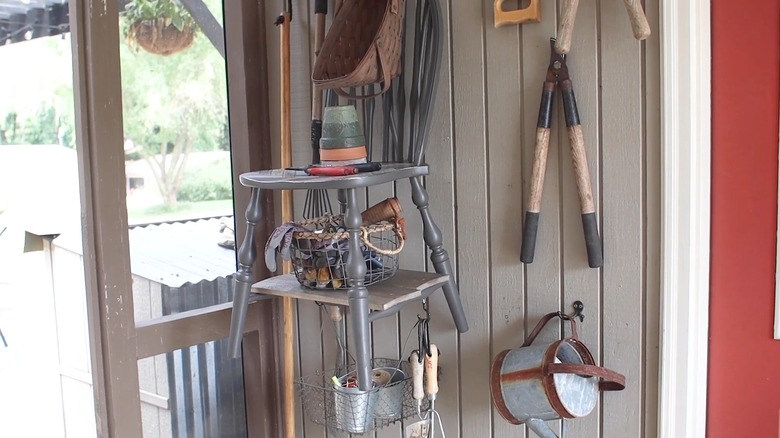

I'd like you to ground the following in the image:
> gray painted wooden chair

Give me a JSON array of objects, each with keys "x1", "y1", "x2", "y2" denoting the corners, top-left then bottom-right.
[{"x1": 227, "y1": 0, "x2": 467, "y2": 392}]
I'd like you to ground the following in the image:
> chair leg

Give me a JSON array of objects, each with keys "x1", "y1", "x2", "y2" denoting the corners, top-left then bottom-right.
[
  {"x1": 344, "y1": 188, "x2": 372, "y2": 390},
  {"x1": 0, "y1": 327, "x2": 7, "y2": 347},
  {"x1": 409, "y1": 176, "x2": 469, "y2": 333}
]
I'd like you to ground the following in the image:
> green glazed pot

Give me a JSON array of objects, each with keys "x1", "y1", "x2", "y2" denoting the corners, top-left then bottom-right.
[{"x1": 320, "y1": 105, "x2": 366, "y2": 150}]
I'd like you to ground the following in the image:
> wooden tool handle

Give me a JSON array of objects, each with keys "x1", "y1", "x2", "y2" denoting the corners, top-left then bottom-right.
[
  {"x1": 555, "y1": 0, "x2": 580, "y2": 54},
  {"x1": 494, "y1": 0, "x2": 541, "y2": 27},
  {"x1": 522, "y1": 83, "x2": 555, "y2": 264},
  {"x1": 622, "y1": 0, "x2": 651, "y2": 40},
  {"x1": 278, "y1": 12, "x2": 296, "y2": 438},
  {"x1": 560, "y1": 80, "x2": 603, "y2": 268},
  {"x1": 411, "y1": 352, "x2": 425, "y2": 401},
  {"x1": 425, "y1": 345, "x2": 439, "y2": 397}
]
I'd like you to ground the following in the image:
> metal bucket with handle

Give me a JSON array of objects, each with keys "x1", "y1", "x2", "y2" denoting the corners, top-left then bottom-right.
[{"x1": 490, "y1": 312, "x2": 625, "y2": 437}]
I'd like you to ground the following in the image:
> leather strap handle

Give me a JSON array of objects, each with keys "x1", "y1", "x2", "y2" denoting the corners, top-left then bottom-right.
[
  {"x1": 544, "y1": 363, "x2": 626, "y2": 391},
  {"x1": 522, "y1": 311, "x2": 579, "y2": 347}
]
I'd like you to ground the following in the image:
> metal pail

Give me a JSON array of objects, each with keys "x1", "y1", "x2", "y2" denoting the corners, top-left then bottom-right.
[{"x1": 333, "y1": 383, "x2": 379, "y2": 434}]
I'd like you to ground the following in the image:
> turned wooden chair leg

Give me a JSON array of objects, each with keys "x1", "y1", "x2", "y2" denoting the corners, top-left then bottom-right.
[{"x1": 410, "y1": 176, "x2": 469, "y2": 333}]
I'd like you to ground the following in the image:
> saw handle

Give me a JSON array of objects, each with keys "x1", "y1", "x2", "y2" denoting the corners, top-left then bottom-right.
[
  {"x1": 494, "y1": 0, "x2": 541, "y2": 27},
  {"x1": 622, "y1": 0, "x2": 651, "y2": 40},
  {"x1": 425, "y1": 344, "x2": 439, "y2": 398}
]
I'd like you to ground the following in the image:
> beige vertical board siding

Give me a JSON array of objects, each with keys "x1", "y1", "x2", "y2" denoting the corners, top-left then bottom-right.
[
  {"x1": 366, "y1": 106, "x2": 403, "y2": 438},
  {"x1": 643, "y1": 2, "x2": 662, "y2": 437},
  {"x1": 450, "y1": 1, "x2": 493, "y2": 437},
  {"x1": 482, "y1": 0, "x2": 526, "y2": 436},
  {"x1": 558, "y1": 0, "x2": 602, "y2": 435},
  {"x1": 600, "y1": 0, "x2": 645, "y2": 436},
  {"x1": 276, "y1": 0, "x2": 661, "y2": 436},
  {"x1": 414, "y1": 0, "x2": 461, "y2": 435},
  {"x1": 521, "y1": 0, "x2": 562, "y2": 435}
]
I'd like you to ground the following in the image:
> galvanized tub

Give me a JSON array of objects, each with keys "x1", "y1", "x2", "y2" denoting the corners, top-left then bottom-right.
[{"x1": 490, "y1": 312, "x2": 626, "y2": 437}]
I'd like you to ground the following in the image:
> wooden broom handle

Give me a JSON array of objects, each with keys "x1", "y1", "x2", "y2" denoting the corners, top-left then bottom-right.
[{"x1": 278, "y1": 11, "x2": 296, "y2": 438}]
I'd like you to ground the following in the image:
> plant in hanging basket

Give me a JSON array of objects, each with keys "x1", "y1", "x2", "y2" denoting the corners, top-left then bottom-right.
[{"x1": 121, "y1": 0, "x2": 198, "y2": 56}]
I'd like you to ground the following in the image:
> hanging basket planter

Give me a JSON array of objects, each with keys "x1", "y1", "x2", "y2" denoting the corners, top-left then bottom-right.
[{"x1": 127, "y1": 18, "x2": 195, "y2": 56}]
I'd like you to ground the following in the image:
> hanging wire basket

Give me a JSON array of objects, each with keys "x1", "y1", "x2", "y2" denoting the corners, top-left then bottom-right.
[
  {"x1": 296, "y1": 358, "x2": 426, "y2": 435},
  {"x1": 289, "y1": 215, "x2": 404, "y2": 290}
]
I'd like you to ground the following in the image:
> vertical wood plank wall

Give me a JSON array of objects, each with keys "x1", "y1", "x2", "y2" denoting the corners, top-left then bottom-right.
[{"x1": 261, "y1": 1, "x2": 660, "y2": 437}]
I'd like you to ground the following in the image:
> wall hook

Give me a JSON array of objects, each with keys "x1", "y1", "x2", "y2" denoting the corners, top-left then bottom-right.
[{"x1": 572, "y1": 300, "x2": 585, "y2": 322}]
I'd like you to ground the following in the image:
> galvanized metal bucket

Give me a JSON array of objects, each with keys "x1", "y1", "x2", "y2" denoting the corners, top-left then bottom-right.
[{"x1": 490, "y1": 312, "x2": 625, "y2": 437}]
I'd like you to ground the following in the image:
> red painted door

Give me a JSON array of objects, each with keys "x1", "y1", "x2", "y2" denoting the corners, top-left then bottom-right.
[{"x1": 709, "y1": 1, "x2": 780, "y2": 436}]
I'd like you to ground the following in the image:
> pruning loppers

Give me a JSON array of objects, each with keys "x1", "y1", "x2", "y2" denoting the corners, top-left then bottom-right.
[{"x1": 520, "y1": 38, "x2": 603, "y2": 268}]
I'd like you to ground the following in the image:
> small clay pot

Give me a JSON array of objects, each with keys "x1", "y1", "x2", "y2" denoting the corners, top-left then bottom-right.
[{"x1": 320, "y1": 105, "x2": 367, "y2": 162}]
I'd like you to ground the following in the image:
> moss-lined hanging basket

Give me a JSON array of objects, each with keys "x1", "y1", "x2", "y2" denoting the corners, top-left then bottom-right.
[
  {"x1": 128, "y1": 18, "x2": 195, "y2": 56},
  {"x1": 122, "y1": 0, "x2": 198, "y2": 56}
]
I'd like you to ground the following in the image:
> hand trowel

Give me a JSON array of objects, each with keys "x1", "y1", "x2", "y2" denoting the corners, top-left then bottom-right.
[{"x1": 405, "y1": 345, "x2": 440, "y2": 438}]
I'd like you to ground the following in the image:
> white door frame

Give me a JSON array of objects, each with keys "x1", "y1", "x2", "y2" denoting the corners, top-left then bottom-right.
[{"x1": 658, "y1": 0, "x2": 711, "y2": 437}]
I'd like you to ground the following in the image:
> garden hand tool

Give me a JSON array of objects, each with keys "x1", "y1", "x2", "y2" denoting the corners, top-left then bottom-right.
[
  {"x1": 406, "y1": 350, "x2": 431, "y2": 438},
  {"x1": 406, "y1": 347, "x2": 443, "y2": 438},
  {"x1": 274, "y1": 2, "x2": 296, "y2": 436},
  {"x1": 424, "y1": 344, "x2": 442, "y2": 438},
  {"x1": 554, "y1": 0, "x2": 651, "y2": 54},
  {"x1": 521, "y1": 38, "x2": 603, "y2": 268}
]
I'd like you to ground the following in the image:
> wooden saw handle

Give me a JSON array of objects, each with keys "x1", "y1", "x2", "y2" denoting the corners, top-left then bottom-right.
[
  {"x1": 494, "y1": 0, "x2": 541, "y2": 27},
  {"x1": 622, "y1": 0, "x2": 651, "y2": 40}
]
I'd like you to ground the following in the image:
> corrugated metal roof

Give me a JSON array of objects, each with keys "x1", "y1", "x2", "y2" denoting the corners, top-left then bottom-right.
[{"x1": 128, "y1": 217, "x2": 237, "y2": 287}]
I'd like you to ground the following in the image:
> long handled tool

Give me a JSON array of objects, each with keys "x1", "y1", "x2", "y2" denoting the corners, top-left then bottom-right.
[
  {"x1": 303, "y1": 0, "x2": 333, "y2": 219},
  {"x1": 521, "y1": 38, "x2": 603, "y2": 268},
  {"x1": 274, "y1": 2, "x2": 296, "y2": 437},
  {"x1": 555, "y1": 0, "x2": 650, "y2": 54}
]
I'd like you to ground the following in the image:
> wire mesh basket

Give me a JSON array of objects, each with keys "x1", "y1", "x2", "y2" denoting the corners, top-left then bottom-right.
[
  {"x1": 297, "y1": 358, "x2": 426, "y2": 435},
  {"x1": 289, "y1": 215, "x2": 404, "y2": 290}
]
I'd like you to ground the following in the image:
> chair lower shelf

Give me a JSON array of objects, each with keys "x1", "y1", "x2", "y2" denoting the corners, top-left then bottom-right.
[{"x1": 250, "y1": 269, "x2": 448, "y2": 311}]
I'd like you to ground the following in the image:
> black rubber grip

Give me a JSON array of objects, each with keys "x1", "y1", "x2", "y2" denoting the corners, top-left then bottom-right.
[
  {"x1": 537, "y1": 88, "x2": 555, "y2": 129},
  {"x1": 315, "y1": 0, "x2": 327, "y2": 14},
  {"x1": 521, "y1": 211, "x2": 540, "y2": 264},
  {"x1": 581, "y1": 213, "x2": 603, "y2": 268},
  {"x1": 311, "y1": 120, "x2": 322, "y2": 164},
  {"x1": 561, "y1": 81, "x2": 581, "y2": 127}
]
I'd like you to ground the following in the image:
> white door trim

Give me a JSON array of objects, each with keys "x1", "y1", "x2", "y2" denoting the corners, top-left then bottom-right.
[{"x1": 658, "y1": 1, "x2": 711, "y2": 437}]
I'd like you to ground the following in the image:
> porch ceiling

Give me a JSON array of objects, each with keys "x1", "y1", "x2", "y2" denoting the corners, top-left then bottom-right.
[{"x1": 0, "y1": 0, "x2": 69, "y2": 45}]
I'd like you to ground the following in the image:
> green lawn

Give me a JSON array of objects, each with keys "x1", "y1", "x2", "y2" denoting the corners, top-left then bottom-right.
[{"x1": 127, "y1": 199, "x2": 234, "y2": 225}]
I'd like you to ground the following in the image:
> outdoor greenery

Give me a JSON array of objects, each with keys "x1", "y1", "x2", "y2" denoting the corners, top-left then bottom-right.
[
  {"x1": 120, "y1": 0, "x2": 228, "y2": 208},
  {"x1": 0, "y1": 36, "x2": 76, "y2": 148},
  {"x1": 0, "y1": 0, "x2": 230, "y2": 219},
  {"x1": 177, "y1": 158, "x2": 233, "y2": 202}
]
